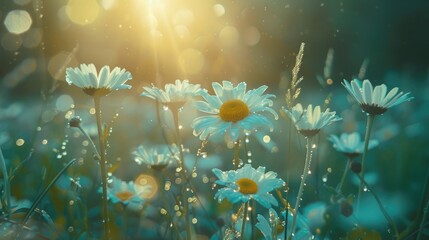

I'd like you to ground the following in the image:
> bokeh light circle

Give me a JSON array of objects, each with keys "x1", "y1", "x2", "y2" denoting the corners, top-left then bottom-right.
[
  {"x1": 135, "y1": 174, "x2": 158, "y2": 199},
  {"x1": 243, "y1": 26, "x2": 261, "y2": 46},
  {"x1": 4, "y1": 10, "x2": 32, "y2": 35},
  {"x1": 213, "y1": 4, "x2": 225, "y2": 17},
  {"x1": 66, "y1": 0, "x2": 100, "y2": 25},
  {"x1": 219, "y1": 25, "x2": 239, "y2": 47}
]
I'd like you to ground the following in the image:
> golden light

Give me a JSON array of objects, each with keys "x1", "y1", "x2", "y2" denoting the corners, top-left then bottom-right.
[
  {"x1": 66, "y1": 0, "x2": 100, "y2": 25},
  {"x1": 4, "y1": 10, "x2": 32, "y2": 35},
  {"x1": 178, "y1": 48, "x2": 205, "y2": 75},
  {"x1": 172, "y1": 9, "x2": 194, "y2": 26},
  {"x1": 243, "y1": 26, "x2": 261, "y2": 47},
  {"x1": 219, "y1": 25, "x2": 239, "y2": 47},
  {"x1": 213, "y1": 4, "x2": 225, "y2": 17},
  {"x1": 135, "y1": 174, "x2": 158, "y2": 199},
  {"x1": 48, "y1": 50, "x2": 78, "y2": 80},
  {"x1": 101, "y1": 0, "x2": 117, "y2": 10}
]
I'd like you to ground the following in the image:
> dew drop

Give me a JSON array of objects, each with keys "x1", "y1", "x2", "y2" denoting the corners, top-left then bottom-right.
[{"x1": 322, "y1": 174, "x2": 328, "y2": 182}]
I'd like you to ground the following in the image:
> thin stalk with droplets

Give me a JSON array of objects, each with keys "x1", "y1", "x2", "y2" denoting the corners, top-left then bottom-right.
[
  {"x1": 234, "y1": 141, "x2": 240, "y2": 170},
  {"x1": 241, "y1": 202, "x2": 249, "y2": 239},
  {"x1": 357, "y1": 114, "x2": 375, "y2": 213},
  {"x1": 170, "y1": 105, "x2": 192, "y2": 240},
  {"x1": 289, "y1": 136, "x2": 314, "y2": 239},
  {"x1": 355, "y1": 172, "x2": 399, "y2": 239},
  {"x1": 94, "y1": 96, "x2": 111, "y2": 240}
]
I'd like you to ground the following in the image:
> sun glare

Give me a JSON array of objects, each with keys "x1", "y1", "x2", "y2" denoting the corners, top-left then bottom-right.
[{"x1": 66, "y1": 0, "x2": 100, "y2": 25}]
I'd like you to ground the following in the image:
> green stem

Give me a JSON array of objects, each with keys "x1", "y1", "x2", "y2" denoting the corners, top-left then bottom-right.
[
  {"x1": 289, "y1": 137, "x2": 314, "y2": 239},
  {"x1": 94, "y1": 96, "x2": 110, "y2": 240},
  {"x1": 356, "y1": 173, "x2": 399, "y2": 239},
  {"x1": 241, "y1": 202, "x2": 249, "y2": 239},
  {"x1": 399, "y1": 167, "x2": 429, "y2": 238},
  {"x1": 233, "y1": 141, "x2": 240, "y2": 170},
  {"x1": 0, "y1": 148, "x2": 11, "y2": 216},
  {"x1": 284, "y1": 119, "x2": 293, "y2": 239},
  {"x1": 417, "y1": 198, "x2": 429, "y2": 240},
  {"x1": 357, "y1": 114, "x2": 375, "y2": 214},
  {"x1": 336, "y1": 157, "x2": 352, "y2": 193},
  {"x1": 121, "y1": 204, "x2": 127, "y2": 240},
  {"x1": 171, "y1": 107, "x2": 192, "y2": 240}
]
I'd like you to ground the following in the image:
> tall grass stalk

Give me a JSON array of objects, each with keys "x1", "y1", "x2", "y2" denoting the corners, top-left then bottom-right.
[
  {"x1": 93, "y1": 96, "x2": 110, "y2": 240},
  {"x1": 289, "y1": 136, "x2": 314, "y2": 239},
  {"x1": 23, "y1": 159, "x2": 76, "y2": 224},
  {"x1": 0, "y1": 148, "x2": 11, "y2": 216}
]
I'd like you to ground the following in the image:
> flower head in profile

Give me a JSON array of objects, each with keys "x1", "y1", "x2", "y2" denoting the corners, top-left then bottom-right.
[
  {"x1": 212, "y1": 164, "x2": 285, "y2": 209},
  {"x1": 256, "y1": 208, "x2": 313, "y2": 240},
  {"x1": 132, "y1": 144, "x2": 179, "y2": 171},
  {"x1": 328, "y1": 132, "x2": 378, "y2": 158},
  {"x1": 282, "y1": 103, "x2": 341, "y2": 137},
  {"x1": 342, "y1": 79, "x2": 413, "y2": 115},
  {"x1": 66, "y1": 64, "x2": 132, "y2": 97},
  {"x1": 105, "y1": 176, "x2": 151, "y2": 205},
  {"x1": 192, "y1": 81, "x2": 278, "y2": 142},
  {"x1": 141, "y1": 79, "x2": 204, "y2": 108}
]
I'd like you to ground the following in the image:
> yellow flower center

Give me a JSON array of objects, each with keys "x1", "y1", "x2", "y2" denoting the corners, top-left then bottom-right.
[
  {"x1": 219, "y1": 99, "x2": 250, "y2": 122},
  {"x1": 115, "y1": 191, "x2": 134, "y2": 202},
  {"x1": 276, "y1": 222, "x2": 284, "y2": 233},
  {"x1": 236, "y1": 178, "x2": 258, "y2": 194}
]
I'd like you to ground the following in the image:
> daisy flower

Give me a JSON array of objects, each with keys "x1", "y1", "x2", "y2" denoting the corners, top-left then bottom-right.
[
  {"x1": 192, "y1": 81, "x2": 278, "y2": 142},
  {"x1": 282, "y1": 103, "x2": 341, "y2": 137},
  {"x1": 105, "y1": 176, "x2": 151, "y2": 206},
  {"x1": 132, "y1": 144, "x2": 179, "y2": 171},
  {"x1": 66, "y1": 64, "x2": 132, "y2": 96},
  {"x1": 212, "y1": 164, "x2": 285, "y2": 209},
  {"x1": 342, "y1": 79, "x2": 413, "y2": 115},
  {"x1": 328, "y1": 132, "x2": 378, "y2": 158},
  {"x1": 141, "y1": 79, "x2": 204, "y2": 107},
  {"x1": 256, "y1": 208, "x2": 313, "y2": 240}
]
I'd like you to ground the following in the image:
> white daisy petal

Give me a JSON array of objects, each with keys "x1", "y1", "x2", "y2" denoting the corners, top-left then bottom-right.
[
  {"x1": 212, "y1": 164, "x2": 284, "y2": 209},
  {"x1": 191, "y1": 81, "x2": 277, "y2": 143},
  {"x1": 283, "y1": 103, "x2": 340, "y2": 136},
  {"x1": 328, "y1": 132, "x2": 378, "y2": 155},
  {"x1": 66, "y1": 64, "x2": 132, "y2": 96},
  {"x1": 141, "y1": 79, "x2": 203, "y2": 104},
  {"x1": 342, "y1": 79, "x2": 412, "y2": 115},
  {"x1": 362, "y1": 79, "x2": 373, "y2": 104}
]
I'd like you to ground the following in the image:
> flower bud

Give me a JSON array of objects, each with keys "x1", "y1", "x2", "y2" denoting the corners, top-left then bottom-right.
[
  {"x1": 340, "y1": 200, "x2": 353, "y2": 217},
  {"x1": 350, "y1": 161, "x2": 362, "y2": 174},
  {"x1": 69, "y1": 116, "x2": 82, "y2": 128}
]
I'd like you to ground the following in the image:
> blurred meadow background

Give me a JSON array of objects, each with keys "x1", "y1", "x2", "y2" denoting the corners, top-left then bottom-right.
[{"x1": 0, "y1": 0, "x2": 428, "y2": 239}]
